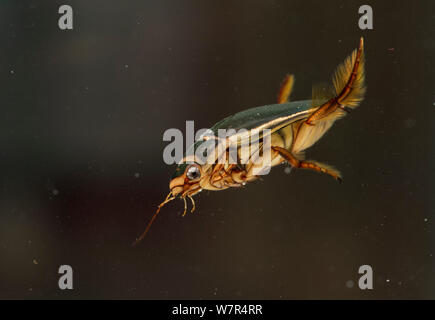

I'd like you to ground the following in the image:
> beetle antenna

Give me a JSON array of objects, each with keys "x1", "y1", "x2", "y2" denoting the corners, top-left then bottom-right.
[{"x1": 132, "y1": 192, "x2": 175, "y2": 246}]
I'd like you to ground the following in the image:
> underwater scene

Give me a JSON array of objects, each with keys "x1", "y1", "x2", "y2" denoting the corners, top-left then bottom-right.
[{"x1": 0, "y1": 0, "x2": 434, "y2": 301}]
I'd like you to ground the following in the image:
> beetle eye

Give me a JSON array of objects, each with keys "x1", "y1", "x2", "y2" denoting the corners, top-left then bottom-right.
[{"x1": 186, "y1": 165, "x2": 201, "y2": 180}]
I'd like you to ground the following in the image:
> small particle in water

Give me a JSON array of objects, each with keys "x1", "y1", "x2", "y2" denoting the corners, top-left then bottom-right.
[
  {"x1": 345, "y1": 280, "x2": 354, "y2": 288},
  {"x1": 404, "y1": 118, "x2": 416, "y2": 128},
  {"x1": 124, "y1": 64, "x2": 129, "y2": 69},
  {"x1": 33, "y1": 259, "x2": 38, "y2": 265},
  {"x1": 424, "y1": 218, "x2": 428, "y2": 222},
  {"x1": 10, "y1": 70, "x2": 15, "y2": 74},
  {"x1": 52, "y1": 189, "x2": 59, "y2": 196},
  {"x1": 386, "y1": 279, "x2": 390, "y2": 283},
  {"x1": 284, "y1": 166, "x2": 292, "y2": 174},
  {"x1": 134, "y1": 173, "x2": 140, "y2": 178}
]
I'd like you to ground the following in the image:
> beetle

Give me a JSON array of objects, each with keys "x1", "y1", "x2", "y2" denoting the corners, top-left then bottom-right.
[{"x1": 133, "y1": 37, "x2": 365, "y2": 244}]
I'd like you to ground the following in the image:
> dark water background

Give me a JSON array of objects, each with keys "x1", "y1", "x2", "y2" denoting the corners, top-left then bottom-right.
[{"x1": 0, "y1": 0, "x2": 434, "y2": 299}]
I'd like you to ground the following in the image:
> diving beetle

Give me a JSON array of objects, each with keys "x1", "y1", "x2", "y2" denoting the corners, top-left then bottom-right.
[{"x1": 134, "y1": 37, "x2": 366, "y2": 244}]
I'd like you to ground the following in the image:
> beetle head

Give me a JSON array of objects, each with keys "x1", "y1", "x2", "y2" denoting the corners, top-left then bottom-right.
[
  {"x1": 132, "y1": 162, "x2": 204, "y2": 245},
  {"x1": 169, "y1": 162, "x2": 203, "y2": 198}
]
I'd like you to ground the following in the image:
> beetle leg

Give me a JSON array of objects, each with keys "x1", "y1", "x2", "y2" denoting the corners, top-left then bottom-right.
[
  {"x1": 305, "y1": 98, "x2": 349, "y2": 126},
  {"x1": 187, "y1": 194, "x2": 196, "y2": 213},
  {"x1": 271, "y1": 146, "x2": 342, "y2": 182},
  {"x1": 305, "y1": 37, "x2": 365, "y2": 125},
  {"x1": 277, "y1": 74, "x2": 295, "y2": 104},
  {"x1": 214, "y1": 164, "x2": 226, "y2": 182},
  {"x1": 209, "y1": 163, "x2": 231, "y2": 189},
  {"x1": 181, "y1": 196, "x2": 188, "y2": 217}
]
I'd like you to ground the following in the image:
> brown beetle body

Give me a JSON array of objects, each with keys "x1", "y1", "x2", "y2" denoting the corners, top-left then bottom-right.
[{"x1": 134, "y1": 38, "x2": 366, "y2": 244}]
